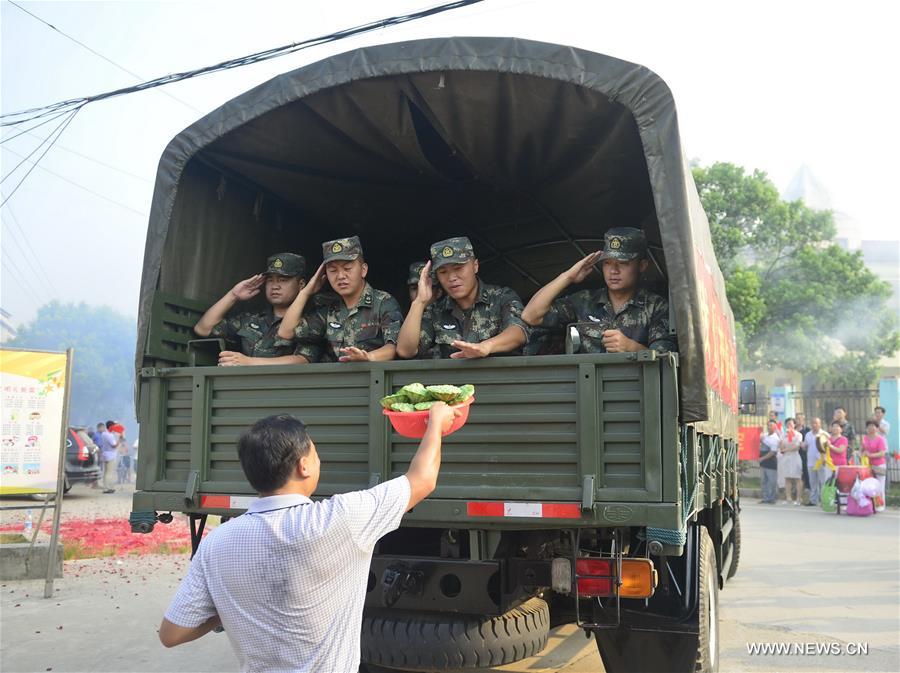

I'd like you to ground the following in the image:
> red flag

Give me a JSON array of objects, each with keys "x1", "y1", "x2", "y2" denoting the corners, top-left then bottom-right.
[{"x1": 738, "y1": 426, "x2": 761, "y2": 460}]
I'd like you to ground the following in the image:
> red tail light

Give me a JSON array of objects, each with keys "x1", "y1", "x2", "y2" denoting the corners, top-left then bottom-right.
[
  {"x1": 575, "y1": 558, "x2": 614, "y2": 596},
  {"x1": 575, "y1": 558, "x2": 658, "y2": 599},
  {"x1": 71, "y1": 432, "x2": 89, "y2": 461}
]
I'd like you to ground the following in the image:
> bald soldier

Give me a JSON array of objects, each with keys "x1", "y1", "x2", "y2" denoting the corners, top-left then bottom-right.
[
  {"x1": 396, "y1": 237, "x2": 530, "y2": 359},
  {"x1": 277, "y1": 236, "x2": 403, "y2": 362},
  {"x1": 193, "y1": 253, "x2": 310, "y2": 366},
  {"x1": 522, "y1": 228, "x2": 676, "y2": 353}
]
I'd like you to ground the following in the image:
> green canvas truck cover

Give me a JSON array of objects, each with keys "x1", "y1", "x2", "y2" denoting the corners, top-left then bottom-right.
[{"x1": 136, "y1": 36, "x2": 737, "y2": 436}]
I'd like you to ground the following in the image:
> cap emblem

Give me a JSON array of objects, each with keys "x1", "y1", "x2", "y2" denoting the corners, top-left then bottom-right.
[
  {"x1": 332, "y1": 242, "x2": 343, "y2": 253},
  {"x1": 609, "y1": 237, "x2": 622, "y2": 250},
  {"x1": 273, "y1": 258, "x2": 283, "y2": 268},
  {"x1": 441, "y1": 246, "x2": 454, "y2": 258}
]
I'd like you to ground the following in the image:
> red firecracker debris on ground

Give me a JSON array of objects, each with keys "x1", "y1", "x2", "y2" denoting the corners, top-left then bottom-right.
[{"x1": 0, "y1": 517, "x2": 208, "y2": 558}]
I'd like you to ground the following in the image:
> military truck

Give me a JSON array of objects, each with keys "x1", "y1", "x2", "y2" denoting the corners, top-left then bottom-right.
[{"x1": 131, "y1": 37, "x2": 752, "y2": 673}]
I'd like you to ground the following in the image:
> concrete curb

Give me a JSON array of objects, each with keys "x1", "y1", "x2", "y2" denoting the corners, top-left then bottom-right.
[{"x1": 0, "y1": 542, "x2": 63, "y2": 580}]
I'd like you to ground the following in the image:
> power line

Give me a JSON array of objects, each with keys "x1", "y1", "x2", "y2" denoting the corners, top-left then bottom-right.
[
  {"x1": 1, "y1": 145, "x2": 147, "y2": 217},
  {"x1": 2, "y1": 203, "x2": 60, "y2": 298},
  {"x1": 1, "y1": 0, "x2": 485, "y2": 126},
  {"x1": 0, "y1": 243, "x2": 47, "y2": 307},
  {"x1": 1, "y1": 110, "x2": 74, "y2": 184},
  {"x1": 23, "y1": 132, "x2": 152, "y2": 183},
  {"x1": 7, "y1": 0, "x2": 202, "y2": 114},
  {"x1": 0, "y1": 108, "x2": 80, "y2": 208},
  {"x1": 0, "y1": 108, "x2": 74, "y2": 145}
]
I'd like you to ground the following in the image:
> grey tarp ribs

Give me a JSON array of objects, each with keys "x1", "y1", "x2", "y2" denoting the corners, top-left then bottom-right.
[{"x1": 137, "y1": 36, "x2": 738, "y2": 436}]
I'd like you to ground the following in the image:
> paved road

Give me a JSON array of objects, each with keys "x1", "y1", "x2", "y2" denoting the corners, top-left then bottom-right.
[{"x1": 1, "y1": 498, "x2": 897, "y2": 672}]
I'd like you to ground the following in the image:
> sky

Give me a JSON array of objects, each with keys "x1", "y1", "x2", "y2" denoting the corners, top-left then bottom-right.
[{"x1": 2, "y1": 0, "x2": 898, "y2": 328}]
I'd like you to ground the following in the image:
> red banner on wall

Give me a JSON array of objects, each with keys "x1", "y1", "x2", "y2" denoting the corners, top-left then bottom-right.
[{"x1": 738, "y1": 426, "x2": 761, "y2": 460}]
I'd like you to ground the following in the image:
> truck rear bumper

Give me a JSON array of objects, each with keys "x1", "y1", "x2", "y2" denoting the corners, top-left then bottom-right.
[{"x1": 131, "y1": 490, "x2": 683, "y2": 531}]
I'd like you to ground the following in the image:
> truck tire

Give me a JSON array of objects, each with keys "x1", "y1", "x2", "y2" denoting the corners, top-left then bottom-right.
[
  {"x1": 361, "y1": 597, "x2": 549, "y2": 671},
  {"x1": 725, "y1": 507, "x2": 741, "y2": 580},
  {"x1": 695, "y1": 527, "x2": 719, "y2": 673},
  {"x1": 594, "y1": 527, "x2": 719, "y2": 673}
]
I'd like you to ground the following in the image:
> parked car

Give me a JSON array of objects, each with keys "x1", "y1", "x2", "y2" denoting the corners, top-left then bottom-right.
[{"x1": 64, "y1": 427, "x2": 101, "y2": 492}]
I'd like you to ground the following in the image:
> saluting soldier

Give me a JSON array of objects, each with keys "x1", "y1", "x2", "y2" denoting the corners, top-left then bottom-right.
[
  {"x1": 277, "y1": 236, "x2": 403, "y2": 362},
  {"x1": 522, "y1": 227, "x2": 676, "y2": 353},
  {"x1": 193, "y1": 253, "x2": 310, "y2": 366},
  {"x1": 396, "y1": 237, "x2": 530, "y2": 359}
]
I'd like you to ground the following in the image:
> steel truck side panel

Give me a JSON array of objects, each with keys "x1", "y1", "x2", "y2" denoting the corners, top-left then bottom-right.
[{"x1": 134, "y1": 353, "x2": 690, "y2": 529}]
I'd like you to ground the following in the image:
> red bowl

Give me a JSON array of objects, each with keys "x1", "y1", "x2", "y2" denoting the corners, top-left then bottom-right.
[{"x1": 383, "y1": 397, "x2": 474, "y2": 438}]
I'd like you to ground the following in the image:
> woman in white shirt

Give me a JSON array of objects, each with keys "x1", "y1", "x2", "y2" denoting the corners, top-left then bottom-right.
[{"x1": 779, "y1": 417, "x2": 804, "y2": 505}]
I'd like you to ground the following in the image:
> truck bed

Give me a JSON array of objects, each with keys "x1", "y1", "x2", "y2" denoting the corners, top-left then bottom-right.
[{"x1": 133, "y1": 352, "x2": 684, "y2": 530}]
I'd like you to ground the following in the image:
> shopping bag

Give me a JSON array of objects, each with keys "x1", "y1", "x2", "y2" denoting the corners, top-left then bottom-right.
[
  {"x1": 820, "y1": 476, "x2": 837, "y2": 513},
  {"x1": 845, "y1": 494, "x2": 874, "y2": 517}
]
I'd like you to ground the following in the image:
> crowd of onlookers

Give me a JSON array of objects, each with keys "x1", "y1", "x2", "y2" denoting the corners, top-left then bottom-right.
[
  {"x1": 87, "y1": 421, "x2": 137, "y2": 493},
  {"x1": 758, "y1": 405, "x2": 891, "y2": 511}
]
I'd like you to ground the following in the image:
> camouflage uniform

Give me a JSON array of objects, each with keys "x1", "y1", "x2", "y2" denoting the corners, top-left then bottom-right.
[
  {"x1": 539, "y1": 228, "x2": 676, "y2": 353},
  {"x1": 542, "y1": 287, "x2": 675, "y2": 353},
  {"x1": 211, "y1": 309, "x2": 303, "y2": 357},
  {"x1": 417, "y1": 237, "x2": 530, "y2": 358},
  {"x1": 293, "y1": 237, "x2": 403, "y2": 362},
  {"x1": 210, "y1": 252, "x2": 307, "y2": 358}
]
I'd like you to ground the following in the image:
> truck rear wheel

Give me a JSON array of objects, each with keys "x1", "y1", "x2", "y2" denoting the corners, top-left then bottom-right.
[
  {"x1": 695, "y1": 526, "x2": 719, "y2": 672},
  {"x1": 594, "y1": 527, "x2": 719, "y2": 673},
  {"x1": 361, "y1": 597, "x2": 549, "y2": 671}
]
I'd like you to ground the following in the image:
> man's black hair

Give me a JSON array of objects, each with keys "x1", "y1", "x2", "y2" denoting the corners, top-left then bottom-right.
[
  {"x1": 237, "y1": 415, "x2": 312, "y2": 494},
  {"x1": 874, "y1": 405, "x2": 886, "y2": 414},
  {"x1": 106, "y1": 420, "x2": 116, "y2": 429}
]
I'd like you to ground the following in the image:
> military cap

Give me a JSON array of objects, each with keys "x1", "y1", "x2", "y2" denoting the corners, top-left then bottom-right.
[
  {"x1": 599, "y1": 227, "x2": 647, "y2": 261},
  {"x1": 407, "y1": 261, "x2": 430, "y2": 286},
  {"x1": 430, "y1": 236, "x2": 475, "y2": 270},
  {"x1": 322, "y1": 236, "x2": 363, "y2": 263},
  {"x1": 263, "y1": 252, "x2": 305, "y2": 277}
]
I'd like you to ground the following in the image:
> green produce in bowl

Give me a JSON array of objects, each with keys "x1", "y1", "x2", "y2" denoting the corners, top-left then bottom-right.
[
  {"x1": 425, "y1": 384, "x2": 462, "y2": 401},
  {"x1": 400, "y1": 383, "x2": 431, "y2": 403},
  {"x1": 452, "y1": 384, "x2": 475, "y2": 403},
  {"x1": 390, "y1": 402, "x2": 417, "y2": 412},
  {"x1": 380, "y1": 393, "x2": 409, "y2": 409},
  {"x1": 414, "y1": 401, "x2": 438, "y2": 411}
]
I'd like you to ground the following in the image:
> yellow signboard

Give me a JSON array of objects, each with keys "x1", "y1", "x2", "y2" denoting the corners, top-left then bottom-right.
[{"x1": 0, "y1": 349, "x2": 69, "y2": 494}]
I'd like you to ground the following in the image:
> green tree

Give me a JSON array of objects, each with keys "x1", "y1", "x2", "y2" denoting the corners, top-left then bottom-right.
[
  {"x1": 694, "y1": 162, "x2": 899, "y2": 387},
  {"x1": 7, "y1": 302, "x2": 138, "y2": 436}
]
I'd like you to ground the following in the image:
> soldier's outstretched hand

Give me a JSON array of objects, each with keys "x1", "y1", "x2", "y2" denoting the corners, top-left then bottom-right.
[
  {"x1": 449, "y1": 340, "x2": 491, "y2": 359},
  {"x1": 230, "y1": 274, "x2": 265, "y2": 301},
  {"x1": 565, "y1": 251, "x2": 603, "y2": 284},
  {"x1": 338, "y1": 347, "x2": 370, "y2": 362},
  {"x1": 218, "y1": 350, "x2": 250, "y2": 366}
]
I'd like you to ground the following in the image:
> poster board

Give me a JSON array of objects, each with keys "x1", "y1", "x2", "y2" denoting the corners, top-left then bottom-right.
[{"x1": 0, "y1": 349, "x2": 69, "y2": 494}]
